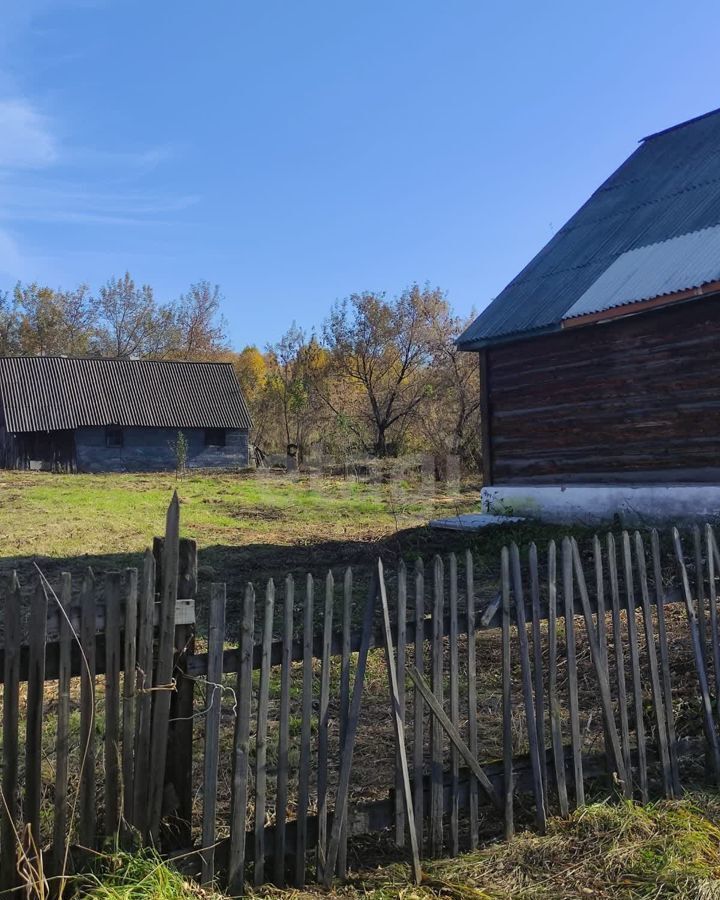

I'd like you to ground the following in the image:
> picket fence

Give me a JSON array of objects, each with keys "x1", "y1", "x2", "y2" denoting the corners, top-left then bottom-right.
[{"x1": 1, "y1": 494, "x2": 720, "y2": 895}]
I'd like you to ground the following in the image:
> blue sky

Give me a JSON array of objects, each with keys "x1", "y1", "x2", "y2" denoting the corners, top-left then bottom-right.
[{"x1": 2, "y1": 0, "x2": 720, "y2": 349}]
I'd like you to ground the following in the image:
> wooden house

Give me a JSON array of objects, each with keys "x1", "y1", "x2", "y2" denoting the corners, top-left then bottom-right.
[
  {"x1": 457, "y1": 109, "x2": 720, "y2": 522},
  {"x1": 0, "y1": 356, "x2": 252, "y2": 472}
]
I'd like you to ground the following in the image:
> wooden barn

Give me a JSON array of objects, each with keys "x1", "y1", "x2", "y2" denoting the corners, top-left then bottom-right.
[
  {"x1": 0, "y1": 356, "x2": 252, "y2": 473},
  {"x1": 457, "y1": 108, "x2": 720, "y2": 523}
]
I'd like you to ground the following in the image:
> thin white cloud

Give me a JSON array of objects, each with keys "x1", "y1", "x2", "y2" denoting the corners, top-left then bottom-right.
[{"x1": 0, "y1": 98, "x2": 57, "y2": 168}]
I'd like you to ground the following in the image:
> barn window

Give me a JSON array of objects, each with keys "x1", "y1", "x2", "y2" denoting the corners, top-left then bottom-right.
[
  {"x1": 106, "y1": 426, "x2": 124, "y2": 448},
  {"x1": 205, "y1": 428, "x2": 226, "y2": 448}
]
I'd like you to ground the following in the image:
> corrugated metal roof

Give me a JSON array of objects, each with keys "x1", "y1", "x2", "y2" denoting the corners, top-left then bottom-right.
[
  {"x1": 563, "y1": 224, "x2": 720, "y2": 319},
  {"x1": 457, "y1": 107, "x2": 720, "y2": 349},
  {"x1": 0, "y1": 356, "x2": 252, "y2": 433}
]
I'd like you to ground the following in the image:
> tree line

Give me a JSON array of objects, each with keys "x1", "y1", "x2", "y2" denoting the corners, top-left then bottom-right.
[{"x1": 0, "y1": 276, "x2": 481, "y2": 469}]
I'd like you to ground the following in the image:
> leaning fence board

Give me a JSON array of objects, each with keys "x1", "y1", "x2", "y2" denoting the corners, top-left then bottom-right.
[
  {"x1": 529, "y1": 543, "x2": 548, "y2": 798},
  {"x1": 24, "y1": 578, "x2": 48, "y2": 850},
  {"x1": 547, "y1": 541, "x2": 568, "y2": 817},
  {"x1": 133, "y1": 550, "x2": 156, "y2": 838},
  {"x1": 466, "y1": 549, "x2": 479, "y2": 850},
  {"x1": 511, "y1": 544, "x2": 546, "y2": 832},
  {"x1": 694, "y1": 524, "x2": 708, "y2": 667},
  {"x1": 607, "y1": 533, "x2": 632, "y2": 798},
  {"x1": 634, "y1": 532, "x2": 672, "y2": 798},
  {"x1": 594, "y1": 536, "x2": 613, "y2": 771},
  {"x1": 79, "y1": 568, "x2": 97, "y2": 848},
  {"x1": 274, "y1": 575, "x2": 294, "y2": 886},
  {"x1": 622, "y1": 531, "x2": 648, "y2": 803},
  {"x1": 316, "y1": 572, "x2": 334, "y2": 881},
  {"x1": 201, "y1": 584, "x2": 226, "y2": 887},
  {"x1": 121, "y1": 568, "x2": 138, "y2": 847},
  {"x1": 104, "y1": 572, "x2": 122, "y2": 838},
  {"x1": 52, "y1": 573, "x2": 72, "y2": 875},
  {"x1": 255, "y1": 579, "x2": 275, "y2": 886},
  {"x1": 672, "y1": 528, "x2": 720, "y2": 783},
  {"x1": 1, "y1": 575, "x2": 21, "y2": 893},
  {"x1": 431, "y1": 555, "x2": 445, "y2": 856},
  {"x1": 338, "y1": 566, "x2": 353, "y2": 877},
  {"x1": 228, "y1": 583, "x2": 256, "y2": 896},
  {"x1": 296, "y1": 574, "x2": 315, "y2": 886},
  {"x1": 395, "y1": 560, "x2": 408, "y2": 848},
  {"x1": 708, "y1": 527, "x2": 720, "y2": 726},
  {"x1": 652, "y1": 529, "x2": 681, "y2": 796},
  {"x1": 501, "y1": 546, "x2": 514, "y2": 838},
  {"x1": 378, "y1": 560, "x2": 421, "y2": 886},
  {"x1": 562, "y1": 538, "x2": 584, "y2": 808},
  {"x1": 413, "y1": 558, "x2": 425, "y2": 854},
  {"x1": 449, "y1": 553, "x2": 461, "y2": 854}
]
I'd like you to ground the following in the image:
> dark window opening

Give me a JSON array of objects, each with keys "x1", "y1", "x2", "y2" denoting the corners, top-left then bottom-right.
[
  {"x1": 205, "y1": 428, "x2": 226, "y2": 448},
  {"x1": 106, "y1": 426, "x2": 124, "y2": 448}
]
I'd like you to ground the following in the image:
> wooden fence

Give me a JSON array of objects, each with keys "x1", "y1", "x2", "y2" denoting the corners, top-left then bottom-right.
[{"x1": 1, "y1": 494, "x2": 720, "y2": 895}]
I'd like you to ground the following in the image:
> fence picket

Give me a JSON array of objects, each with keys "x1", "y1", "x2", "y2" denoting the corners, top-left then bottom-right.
[
  {"x1": 529, "y1": 543, "x2": 548, "y2": 798},
  {"x1": 338, "y1": 566, "x2": 353, "y2": 877},
  {"x1": 431, "y1": 555, "x2": 444, "y2": 856},
  {"x1": 707, "y1": 527, "x2": 720, "y2": 727},
  {"x1": 547, "y1": 541, "x2": 568, "y2": 817},
  {"x1": 622, "y1": 531, "x2": 648, "y2": 803},
  {"x1": 607, "y1": 533, "x2": 632, "y2": 798},
  {"x1": 1, "y1": 575, "x2": 21, "y2": 893},
  {"x1": 296, "y1": 573, "x2": 314, "y2": 886},
  {"x1": 316, "y1": 572, "x2": 334, "y2": 881},
  {"x1": 562, "y1": 538, "x2": 583, "y2": 808},
  {"x1": 52, "y1": 573, "x2": 72, "y2": 876},
  {"x1": 694, "y1": 524, "x2": 708, "y2": 666},
  {"x1": 395, "y1": 560, "x2": 407, "y2": 848},
  {"x1": 79, "y1": 568, "x2": 97, "y2": 848},
  {"x1": 121, "y1": 568, "x2": 138, "y2": 847},
  {"x1": 25, "y1": 578, "x2": 48, "y2": 852},
  {"x1": 254, "y1": 579, "x2": 275, "y2": 886},
  {"x1": 133, "y1": 550, "x2": 156, "y2": 838},
  {"x1": 466, "y1": 549, "x2": 479, "y2": 850},
  {"x1": 501, "y1": 546, "x2": 514, "y2": 838},
  {"x1": 413, "y1": 559, "x2": 425, "y2": 854},
  {"x1": 104, "y1": 572, "x2": 122, "y2": 838},
  {"x1": 275, "y1": 574, "x2": 294, "y2": 886},
  {"x1": 449, "y1": 553, "x2": 460, "y2": 854}
]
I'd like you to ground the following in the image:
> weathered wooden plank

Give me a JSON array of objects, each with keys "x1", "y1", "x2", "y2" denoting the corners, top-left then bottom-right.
[
  {"x1": 296, "y1": 573, "x2": 314, "y2": 886},
  {"x1": 634, "y1": 532, "x2": 672, "y2": 798},
  {"x1": 562, "y1": 537, "x2": 583, "y2": 808},
  {"x1": 79, "y1": 568, "x2": 97, "y2": 848},
  {"x1": 316, "y1": 572, "x2": 334, "y2": 881},
  {"x1": 607, "y1": 533, "x2": 632, "y2": 798},
  {"x1": 148, "y1": 493, "x2": 180, "y2": 842},
  {"x1": 511, "y1": 543, "x2": 546, "y2": 832},
  {"x1": 121, "y1": 568, "x2": 138, "y2": 847},
  {"x1": 694, "y1": 524, "x2": 708, "y2": 667},
  {"x1": 24, "y1": 578, "x2": 48, "y2": 851},
  {"x1": 466, "y1": 549, "x2": 479, "y2": 850},
  {"x1": 652, "y1": 529, "x2": 681, "y2": 796},
  {"x1": 338, "y1": 566, "x2": 352, "y2": 878},
  {"x1": 547, "y1": 540, "x2": 568, "y2": 817},
  {"x1": 254, "y1": 579, "x2": 275, "y2": 887},
  {"x1": 431, "y1": 555, "x2": 444, "y2": 856},
  {"x1": 395, "y1": 560, "x2": 408, "y2": 848},
  {"x1": 201, "y1": 583, "x2": 226, "y2": 887},
  {"x1": 378, "y1": 560, "x2": 421, "y2": 885},
  {"x1": 622, "y1": 531, "x2": 648, "y2": 803},
  {"x1": 228, "y1": 583, "x2": 256, "y2": 896},
  {"x1": 672, "y1": 528, "x2": 720, "y2": 784},
  {"x1": 133, "y1": 550, "x2": 156, "y2": 838},
  {"x1": 593, "y1": 535, "x2": 612, "y2": 771},
  {"x1": 501, "y1": 546, "x2": 514, "y2": 838},
  {"x1": 52, "y1": 573, "x2": 72, "y2": 876},
  {"x1": 708, "y1": 528, "x2": 720, "y2": 729},
  {"x1": 274, "y1": 575, "x2": 294, "y2": 886},
  {"x1": 104, "y1": 571, "x2": 122, "y2": 838},
  {"x1": 1, "y1": 575, "x2": 21, "y2": 893},
  {"x1": 413, "y1": 558, "x2": 425, "y2": 854},
  {"x1": 448, "y1": 553, "x2": 460, "y2": 854},
  {"x1": 529, "y1": 542, "x2": 548, "y2": 798}
]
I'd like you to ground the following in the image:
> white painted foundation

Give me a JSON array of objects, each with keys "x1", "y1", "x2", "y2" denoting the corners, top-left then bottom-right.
[{"x1": 481, "y1": 484, "x2": 720, "y2": 526}]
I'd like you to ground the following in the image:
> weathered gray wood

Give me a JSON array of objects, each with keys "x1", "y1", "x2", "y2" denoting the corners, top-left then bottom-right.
[
  {"x1": 104, "y1": 571, "x2": 122, "y2": 838},
  {"x1": 694, "y1": 524, "x2": 708, "y2": 667},
  {"x1": 529, "y1": 542, "x2": 548, "y2": 799},
  {"x1": 448, "y1": 553, "x2": 460, "y2": 854},
  {"x1": 570, "y1": 540, "x2": 628, "y2": 788},
  {"x1": 431, "y1": 555, "x2": 444, "y2": 856},
  {"x1": 133, "y1": 550, "x2": 155, "y2": 837},
  {"x1": 148, "y1": 493, "x2": 180, "y2": 842},
  {"x1": 52, "y1": 573, "x2": 72, "y2": 875},
  {"x1": 296, "y1": 573, "x2": 314, "y2": 886},
  {"x1": 201, "y1": 583, "x2": 226, "y2": 887},
  {"x1": 652, "y1": 529, "x2": 681, "y2": 796},
  {"x1": 547, "y1": 541, "x2": 568, "y2": 817},
  {"x1": 465, "y1": 549, "x2": 479, "y2": 850},
  {"x1": 634, "y1": 532, "x2": 672, "y2": 798},
  {"x1": 338, "y1": 566, "x2": 352, "y2": 878},
  {"x1": 672, "y1": 528, "x2": 720, "y2": 784},
  {"x1": 316, "y1": 572, "x2": 334, "y2": 881},
  {"x1": 79, "y1": 568, "x2": 97, "y2": 848},
  {"x1": 708, "y1": 528, "x2": 720, "y2": 728},
  {"x1": 25, "y1": 578, "x2": 48, "y2": 850},
  {"x1": 622, "y1": 531, "x2": 648, "y2": 803},
  {"x1": 501, "y1": 546, "x2": 514, "y2": 838},
  {"x1": 228, "y1": 583, "x2": 256, "y2": 896},
  {"x1": 408, "y1": 667, "x2": 500, "y2": 808},
  {"x1": 1, "y1": 575, "x2": 20, "y2": 893},
  {"x1": 254, "y1": 579, "x2": 275, "y2": 886},
  {"x1": 607, "y1": 533, "x2": 632, "y2": 797},
  {"x1": 511, "y1": 543, "x2": 546, "y2": 832},
  {"x1": 274, "y1": 574, "x2": 294, "y2": 886},
  {"x1": 413, "y1": 558, "x2": 425, "y2": 854},
  {"x1": 562, "y1": 537, "x2": 583, "y2": 808},
  {"x1": 378, "y1": 560, "x2": 422, "y2": 886},
  {"x1": 395, "y1": 560, "x2": 407, "y2": 848},
  {"x1": 323, "y1": 574, "x2": 377, "y2": 886},
  {"x1": 594, "y1": 536, "x2": 612, "y2": 772},
  {"x1": 121, "y1": 568, "x2": 138, "y2": 847}
]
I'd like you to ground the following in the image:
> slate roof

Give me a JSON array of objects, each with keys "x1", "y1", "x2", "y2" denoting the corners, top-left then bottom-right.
[
  {"x1": 0, "y1": 356, "x2": 252, "y2": 433},
  {"x1": 457, "y1": 107, "x2": 720, "y2": 349}
]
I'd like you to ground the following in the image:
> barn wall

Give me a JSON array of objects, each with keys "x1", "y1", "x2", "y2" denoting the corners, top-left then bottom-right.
[
  {"x1": 486, "y1": 295, "x2": 720, "y2": 484},
  {"x1": 75, "y1": 427, "x2": 249, "y2": 473}
]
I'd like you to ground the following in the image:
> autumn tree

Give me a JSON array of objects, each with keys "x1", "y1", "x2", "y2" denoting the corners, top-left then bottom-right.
[
  {"x1": 95, "y1": 272, "x2": 174, "y2": 358},
  {"x1": 14, "y1": 282, "x2": 97, "y2": 356},
  {"x1": 172, "y1": 281, "x2": 228, "y2": 359},
  {"x1": 0, "y1": 291, "x2": 18, "y2": 355}
]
